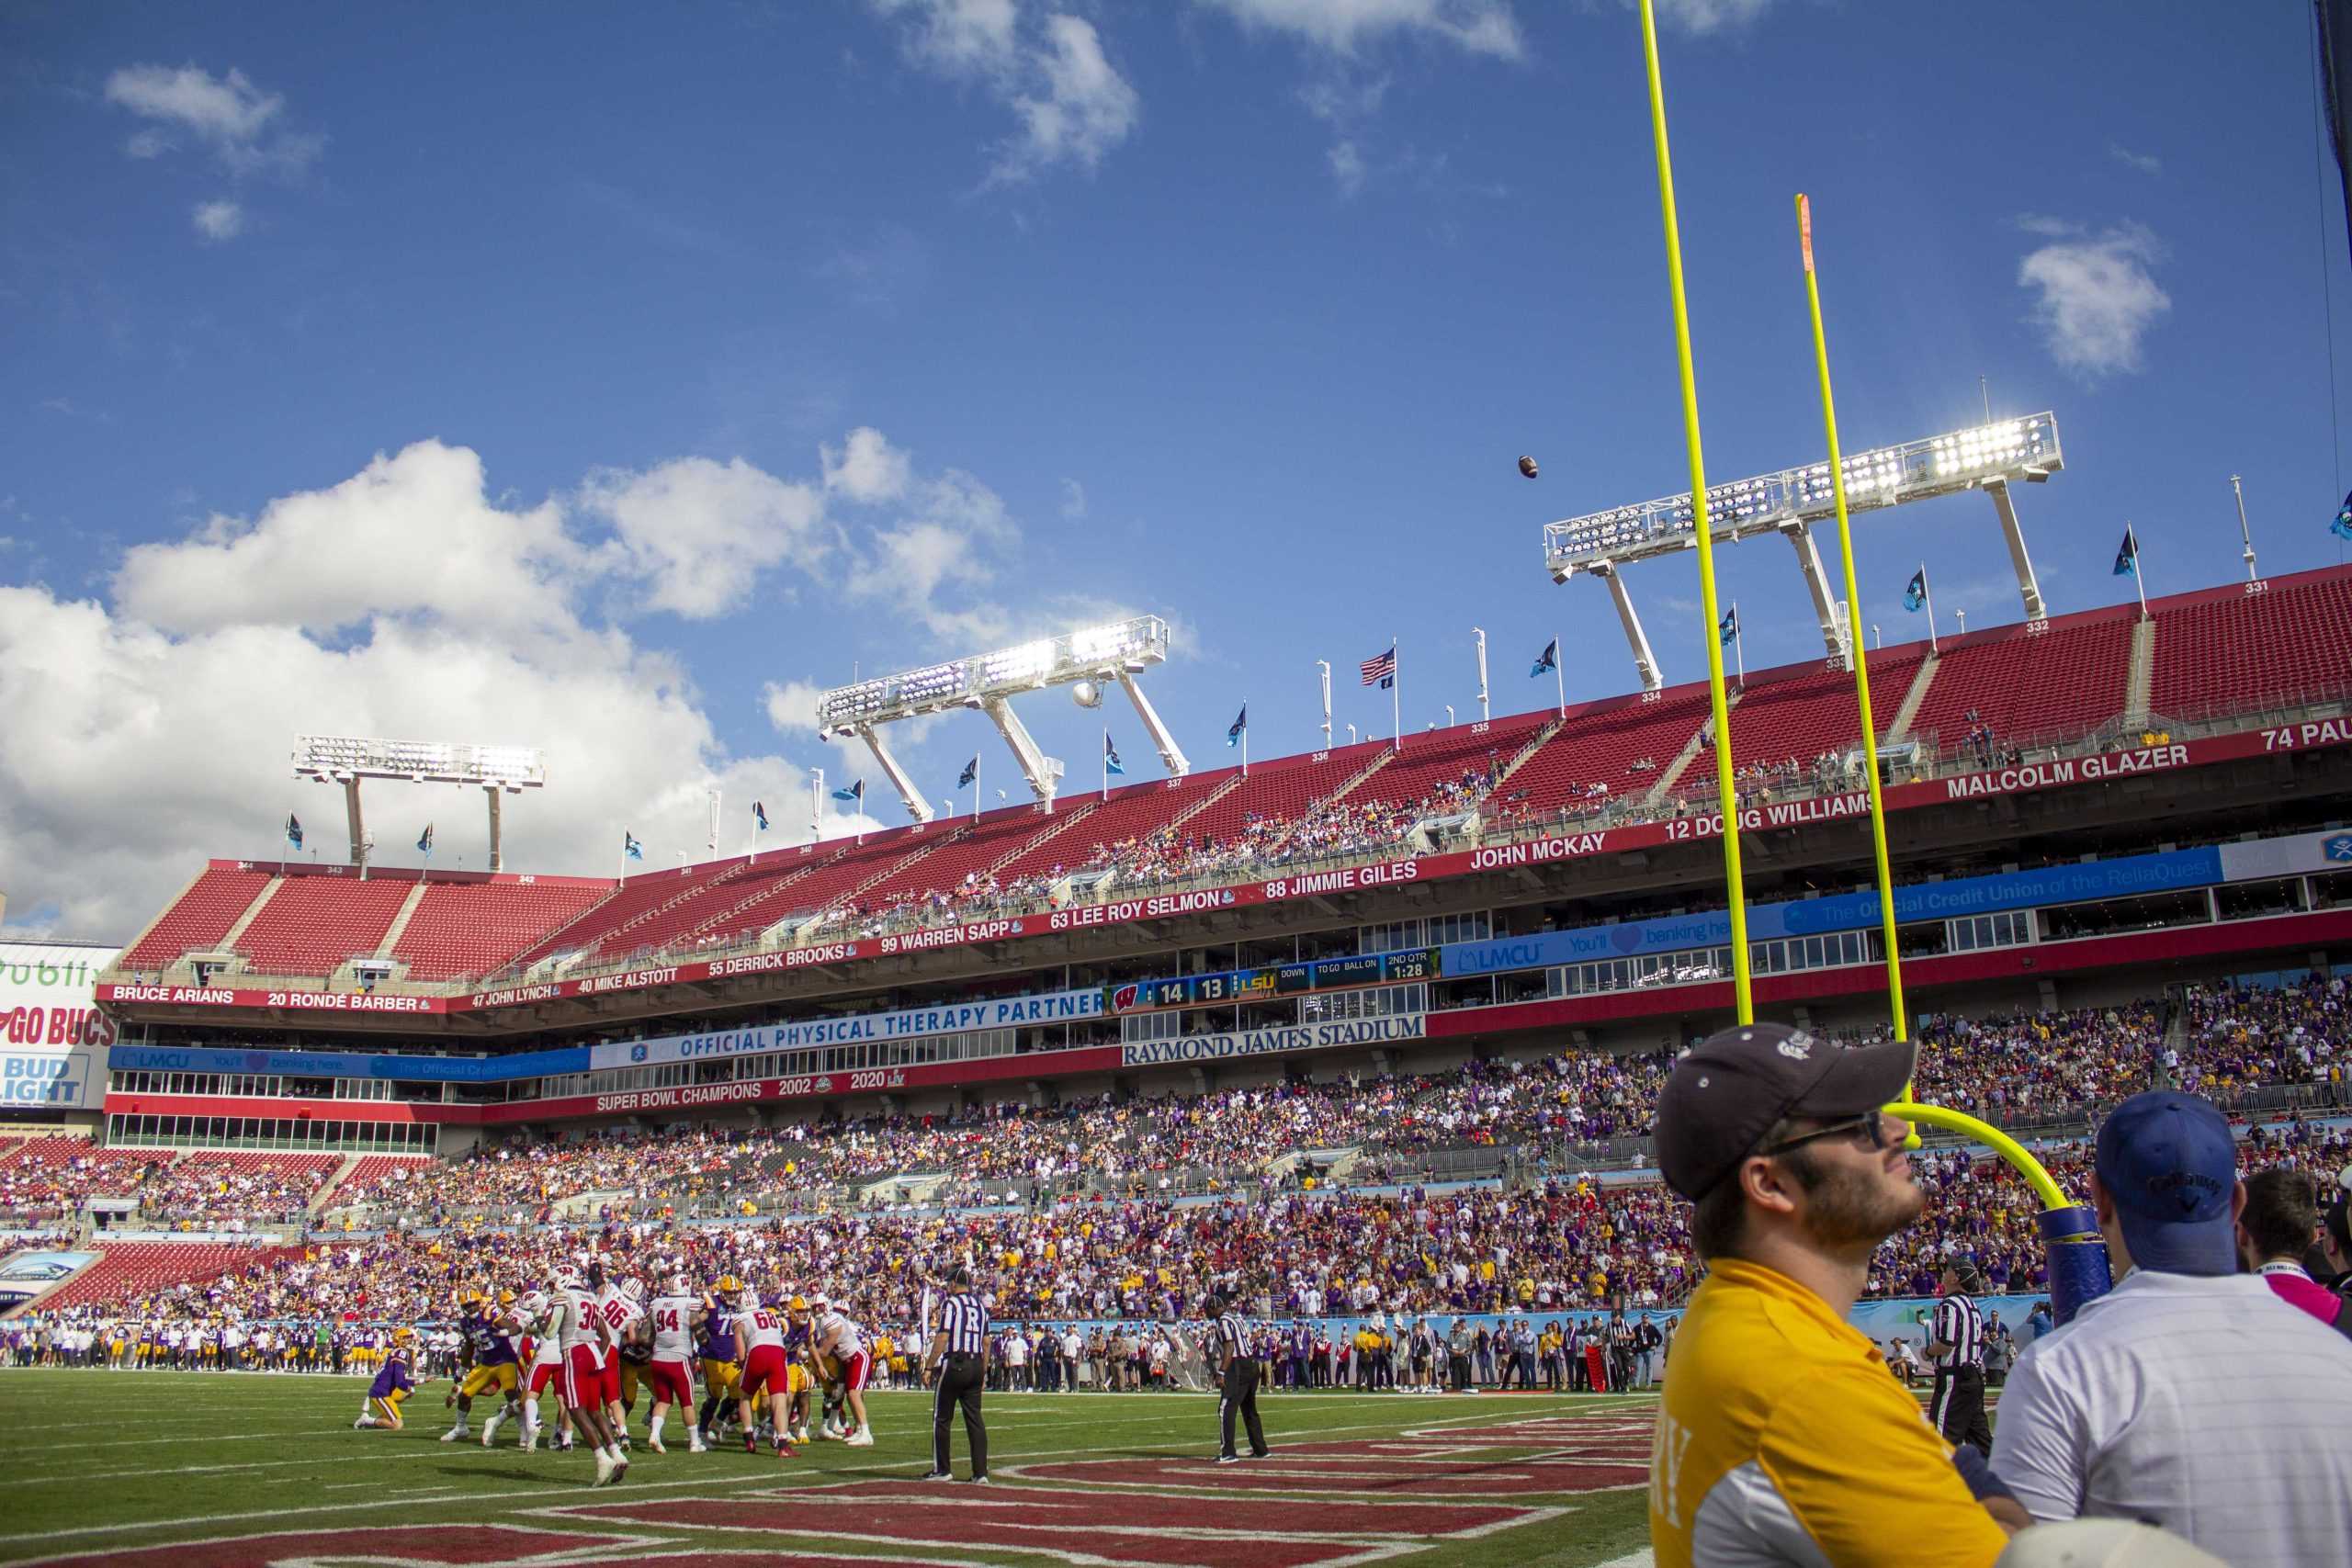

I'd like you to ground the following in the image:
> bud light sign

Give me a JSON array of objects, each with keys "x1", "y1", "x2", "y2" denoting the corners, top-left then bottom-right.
[{"x1": 0, "y1": 1052, "x2": 89, "y2": 1107}]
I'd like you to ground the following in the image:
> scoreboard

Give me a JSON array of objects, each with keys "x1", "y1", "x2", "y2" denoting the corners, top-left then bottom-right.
[{"x1": 1112, "y1": 947, "x2": 1437, "y2": 1013}]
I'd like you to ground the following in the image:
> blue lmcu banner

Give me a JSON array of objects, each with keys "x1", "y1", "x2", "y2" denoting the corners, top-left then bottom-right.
[{"x1": 1439, "y1": 846, "x2": 2226, "y2": 976}]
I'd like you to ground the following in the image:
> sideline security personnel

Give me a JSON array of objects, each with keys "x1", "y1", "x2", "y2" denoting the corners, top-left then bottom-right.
[{"x1": 1647, "y1": 1022, "x2": 2026, "y2": 1566}]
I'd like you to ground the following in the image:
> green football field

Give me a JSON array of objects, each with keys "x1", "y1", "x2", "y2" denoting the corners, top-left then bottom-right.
[{"x1": 0, "y1": 1371, "x2": 1659, "y2": 1568}]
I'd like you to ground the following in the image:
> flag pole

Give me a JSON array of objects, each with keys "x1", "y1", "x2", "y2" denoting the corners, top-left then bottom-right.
[
  {"x1": 2128, "y1": 524, "x2": 2149, "y2": 619},
  {"x1": 1242, "y1": 703, "x2": 1250, "y2": 778},
  {"x1": 1102, "y1": 728, "x2": 1109, "y2": 802},
  {"x1": 1921, "y1": 566, "x2": 1939, "y2": 654},
  {"x1": 1641, "y1": 0, "x2": 1750, "y2": 1021},
  {"x1": 812, "y1": 768, "x2": 824, "y2": 845},
  {"x1": 1732, "y1": 601, "x2": 1745, "y2": 688},
  {"x1": 1798, "y1": 190, "x2": 1907, "y2": 1056},
  {"x1": 1555, "y1": 634, "x2": 1566, "y2": 717},
  {"x1": 1390, "y1": 637, "x2": 1401, "y2": 750}
]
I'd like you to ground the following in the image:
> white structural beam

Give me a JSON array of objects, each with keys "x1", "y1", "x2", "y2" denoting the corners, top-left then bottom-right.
[
  {"x1": 981, "y1": 697, "x2": 1064, "y2": 808},
  {"x1": 856, "y1": 725, "x2": 935, "y2": 823},
  {"x1": 1780, "y1": 521, "x2": 1852, "y2": 668},
  {"x1": 1983, "y1": 479, "x2": 2048, "y2": 620},
  {"x1": 1114, "y1": 666, "x2": 1190, "y2": 777},
  {"x1": 1591, "y1": 562, "x2": 1663, "y2": 693}
]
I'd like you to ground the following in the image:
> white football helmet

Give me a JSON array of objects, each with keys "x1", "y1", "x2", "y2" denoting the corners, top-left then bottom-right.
[
  {"x1": 620, "y1": 1277, "x2": 645, "y2": 1304},
  {"x1": 520, "y1": 1291, "x2": 550, "y2": 1320},
  {"x1": 668, "y1": 1273, "x2": 691, "y2": 1296},
  {"x1": 553, "y1": 1267, "x2": 583, "y2": 1292}
]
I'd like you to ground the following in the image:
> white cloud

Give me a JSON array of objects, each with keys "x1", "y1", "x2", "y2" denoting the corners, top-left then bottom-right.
[
  {"x1": 1328, "y1": 139, "x2": 1367, "y2": 196},
  {"x1": 2017, "y1": 220, "x2": 2171, "y2": 379},
  {"x1": 1200, "y1": 0, "x2": 1524, "y2": 58},
  {"x1": 1058, "y1": 478, "x2": 1087, "y2": 519},
  {"x1": 868, "y1": 1, "x2": 1140, "y2": 180},
  {"x1": 580, "y1": 457, "x2": 828, "y2": 620},
  {"x1": 0, "y1": 452, "x2": 829, "y2": 937},
  {"x1": 191, "y1": 200, "x2": 243, "y2": 242},
  {"x1": 843, "y1": 468, "x2": 1020, "y2": 643},
  {"x1": 822, "y1": 426, "x2": 914, "y2": 503},
  {"x1": 2108, "y1": 141, "x2": 2162, "y2": 175},
  {"x1": 763, "y1": 679, "x2": 829, "y2": 736},
  {"x1": 104, "y1": 63, "x2": 321, "y2": 177},
  {"x1": 1649, "y1": 0, "x2": 1771, "y2": 32},
  {"x1": 1002, "y1": 16, "x2": 1139, "y2": 178}
]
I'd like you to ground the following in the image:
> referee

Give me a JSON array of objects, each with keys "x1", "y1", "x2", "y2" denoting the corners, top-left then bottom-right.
[
  {"x1": 1207, "y1": 1297, "x2": 1269, "y2": 1463},
  {"x1": 1927, "y1": 1259, "x2": 1993, "y2": 1457},
  {"x1": 922, "y1": 1265, "x2": 989, "y2": 1483}
]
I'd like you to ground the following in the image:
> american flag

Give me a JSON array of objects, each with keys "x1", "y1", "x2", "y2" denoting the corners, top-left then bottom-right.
[{"x1": 1360, "y1": 645, "x2": 1396, "y2": 688}]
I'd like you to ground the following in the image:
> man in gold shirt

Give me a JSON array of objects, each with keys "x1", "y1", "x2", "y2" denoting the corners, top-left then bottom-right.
[{"x1": 1648, "y1": 1022, "x2": 2026, "y2": 1567}]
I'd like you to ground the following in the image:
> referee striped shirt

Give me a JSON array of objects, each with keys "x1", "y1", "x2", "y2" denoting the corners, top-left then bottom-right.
[
  {"x1": 1932, "y1": 1292, "x2": 1983, "y2": 1371},
  {"x1": 1213, "y1": 1312, "x2": 1252, "y2": 1363},
  {"x1": 938, "y1": 1292, "x2": 988, "y2": 1356}
]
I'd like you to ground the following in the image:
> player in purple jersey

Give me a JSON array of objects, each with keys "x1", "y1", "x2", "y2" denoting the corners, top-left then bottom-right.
[{"x1": 356, "y1": 1328, "x2": 424, "y2": 1431}]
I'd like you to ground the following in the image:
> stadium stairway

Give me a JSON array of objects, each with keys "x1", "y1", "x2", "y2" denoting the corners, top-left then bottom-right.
[
  {"x1": 306, "y1": 1152, "x2": 367, "y2": 1215},
  {"x1": 370, "y1": 882, "x2": 432, "y2": 959},
  {"x1": 2124, "y1": 615, "x2": 2157, "y2": 731},
  {"x1": 1883, "y1": 652, "x2": 1942, "y2": 742},
  {"x1": 1645, "y1": 695, "x2": 1731, "y2": 805}
]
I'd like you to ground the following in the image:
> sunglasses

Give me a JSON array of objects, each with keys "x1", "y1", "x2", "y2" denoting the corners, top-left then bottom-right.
[{"x1": 1758, "y1": 1111, "x2": 1895, "y2": 1158}]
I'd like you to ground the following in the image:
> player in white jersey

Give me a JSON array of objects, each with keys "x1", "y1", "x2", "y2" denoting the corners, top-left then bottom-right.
[
  {"x1": 594, "y1": 1274, "x2": 646, "y2": 1449},
  {"x1": 729, "y1": 1282, "x2": 797, "y2": 1459},
  {"x1": 550, "y1": 1263, "x2": 626, "y2": 1485},
  {"x1": 812, "y1": 1299, "x2": 875, "y2": 1447},
  {"x1": 644, "y1": 1274, "x2": 706, "y2": 1454},
  {"x1": 517, "y1": 1291, "x2": 572, "y2": 1453}
]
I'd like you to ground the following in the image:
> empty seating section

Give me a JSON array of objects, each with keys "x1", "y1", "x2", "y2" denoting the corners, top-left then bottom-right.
[
  {"x1": 511, "y1": 859, "x2": 744, "y2": 967},
  {"x1": 586, "y1": 862, "x2": 774, "y2": 962},
  {"x1": 1685, "y1": 654, "x2": 1924, "y2": 779},
  {"x1": 119, "y1": 867, "x2": 273, "y2": 968},
  {"x1": 765, "y1": 835, "x2": 944, "y2": 919},
  {"x1": 390, "y1": 879, "x2": 610, "y2": 980},
  {"x1": 994, "y1": 781, "x2": 1204, "y2": 884},
  {"x1": 672, "y1": 853, "x2": 842, "y2": 947},
  {"x1": 1182, "y1": 750, "x2": 1378, "y2": 845},
  {"x1": 1493, "y1": 691, "x2": 1711, "y2": 814},
  {"x1": 855, "y1": 808, "x2": 1072, "y2": 906},
  {"x1": 1345, "y1": 712, "x2": 1554, "y2": 813},
  {"x1": 2151, "y1": 571, "x2": 2352, "y2": 716},
  {"x1": 1907, "y1": 612, "x2": 2134, "y2": 751},
  {"x1": 40, "y1": 1243, "x2": 303, "y2": 1310},
  {"x1": 233, "y1": 874, "x2": 413, "y2": 976}
]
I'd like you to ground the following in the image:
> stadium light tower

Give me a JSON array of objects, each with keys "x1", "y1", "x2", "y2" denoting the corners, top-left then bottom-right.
[
  {"x1": 1543, "y1": 413, "x2": 2064, "y2": 685},
  {"x1": 293, "y1": 736, "x2": 547, "y2": 875},
  {"x1": 815, "y1": 615, "x2": 1186, "y2": 821}
]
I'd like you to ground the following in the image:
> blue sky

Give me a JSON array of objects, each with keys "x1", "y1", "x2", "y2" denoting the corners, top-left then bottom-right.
[{"x1": 2, "y1": 0, "x2": 2346, "y2": 935}]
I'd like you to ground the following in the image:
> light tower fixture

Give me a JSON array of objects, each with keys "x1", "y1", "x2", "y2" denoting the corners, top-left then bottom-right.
[
  {"x1": 293, "y1": 735, "x2": 546, "y2": 875},
  {"x1": 814, "y1": 615, "x2": 1185, "y2": 822},
  {"x1": 1542, "y1": 413, "x2": 2064, "y2": 686}
]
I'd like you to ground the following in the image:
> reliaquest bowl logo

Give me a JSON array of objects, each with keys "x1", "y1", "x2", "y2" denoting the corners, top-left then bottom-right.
[
  {"x1": 2326, "y1": 833, "x2": 2352, "y2": 864},
  {"x1": 630, "y1": 1043, "x2": 649, "y2": 1063}
]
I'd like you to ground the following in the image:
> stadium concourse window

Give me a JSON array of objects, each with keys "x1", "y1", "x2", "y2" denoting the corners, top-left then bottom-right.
[
  {"x1": 2312, "y1": 869, "x2": 2352, "y2": 910},
  {"x1": 1301, "y1": 982, "x2": 1425, "y2": 1024},
  {"x1": 2039, "y1": 888, "x2": 2213, "y2": 942},
  {"x1": 1359, "y1": 912, "x2": 1489, "y2": 952},
  {"x1": 104, "y1": 1112, "x2": 435, "y2": 1154},
  {"x1": 1949, "y1": 910, "x2": 2033, "y2": 953},
  {"x1": 2215, "y1": 875, "x2": 2308, "y2": 921}
]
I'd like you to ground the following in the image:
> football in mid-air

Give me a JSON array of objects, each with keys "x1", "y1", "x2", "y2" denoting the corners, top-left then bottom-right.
[{"x1": 1517, "y1": 455, "x2": 1540, "y2": 479}]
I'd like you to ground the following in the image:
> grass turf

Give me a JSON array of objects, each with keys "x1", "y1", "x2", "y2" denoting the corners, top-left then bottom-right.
[{"x1": 0, "y1": 1371, "x2": 1658, "y2": 1568}]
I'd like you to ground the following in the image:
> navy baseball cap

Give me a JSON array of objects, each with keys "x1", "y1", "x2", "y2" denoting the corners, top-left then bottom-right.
[{"x1": 2094, "y1": 1090, "x2": 2239, "y2": 1277}]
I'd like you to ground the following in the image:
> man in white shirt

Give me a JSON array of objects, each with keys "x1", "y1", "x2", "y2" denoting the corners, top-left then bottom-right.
[{"x1": 1989, "y1": 1091, "x2": 2352, "y2": 1567}]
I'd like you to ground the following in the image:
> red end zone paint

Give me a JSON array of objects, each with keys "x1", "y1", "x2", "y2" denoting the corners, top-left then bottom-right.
[
  {"x1": 564, "y1": 1480, "x2": 1558, "y2": 1568},
  {"x1": 19, "y1": 1524, "x2": 650, "y2": 1568},
  {"x1": 1016, "y1": 1453, "x2": 1649, "y2": 1496}
]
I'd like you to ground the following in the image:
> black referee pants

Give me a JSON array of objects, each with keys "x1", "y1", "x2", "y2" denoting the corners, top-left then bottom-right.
[
  {"x1": 933, "y1": 1352, "x2": 987, "y2": 1478},
  {"x1": 1929, "y1": 1365, "x2": 1992, "y2": 1457},
  {"x1": 1218, "y1": 1359, "x2": 1268, "y2": 1460}
]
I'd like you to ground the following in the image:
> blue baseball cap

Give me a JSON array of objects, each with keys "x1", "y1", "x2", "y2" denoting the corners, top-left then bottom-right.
[{"x1": 2093, "y1": 1090, "x2": 2239, "y2": 1277}]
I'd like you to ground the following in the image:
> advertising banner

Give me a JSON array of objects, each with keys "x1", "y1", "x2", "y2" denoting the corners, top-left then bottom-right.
[{"x1": 0, "y1": 942, "x2": 119, "y2": 1110}]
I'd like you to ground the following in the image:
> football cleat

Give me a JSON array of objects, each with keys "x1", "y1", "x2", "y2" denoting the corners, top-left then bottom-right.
[
  {"x1": 612, "y1": 1456, "x2": 628, "y2": 1484},
  {"x1": 844, "y1": 1427, "x2": 874, "y2": 1448},
  {"x1": 647, "y1": 1434, "x2": 667, "y2": 1454},
  {"x1": 923, "y1": 1471, "x2": 953, "y2": 1482},
  {"x1": 439, "y1": 1427, "x2": 465, "y2": 1442},
  {"x1": 593, "y1": 1450, "x2": 616, "y2": 1487},
  {"x1": 688, "y1": 1438, "x2": 709, "y2": 1454}
]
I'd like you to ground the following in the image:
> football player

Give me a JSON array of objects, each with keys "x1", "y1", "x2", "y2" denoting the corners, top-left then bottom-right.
[
  {"x1": 516, "y1": 1289, "x2": 573, "y2": 1453},
  {"x1": 597, "y1": 1273, "x2": 649, "y2": 1448},
  {"x1": 644, "y1": 1271, "x2": 706, "y2": 1453},
  {"x1": 551, "y1": 1262, "x2": 627, "y2": 1486},
  {"x1": 354, "y1": 1326, "x2": 422, "y2": 1431},
  {"x1": 695, "y1": 1279, "x2": 743, "y2": 1447},
  {"x1": 441, "y1": 1288, "x2": 526, "y2": 1443},
  {"x1": 729, "y1": 1281, "x2": 797, "y2": 1460},
  {"x1": 810, "y1": 1293, "x2": 876, "y2": 1447}
]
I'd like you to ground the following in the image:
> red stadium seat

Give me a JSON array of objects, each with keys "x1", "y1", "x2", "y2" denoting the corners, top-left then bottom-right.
[{"x1": 118, "y1": 866, "x2": 274, "y2": 969}]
